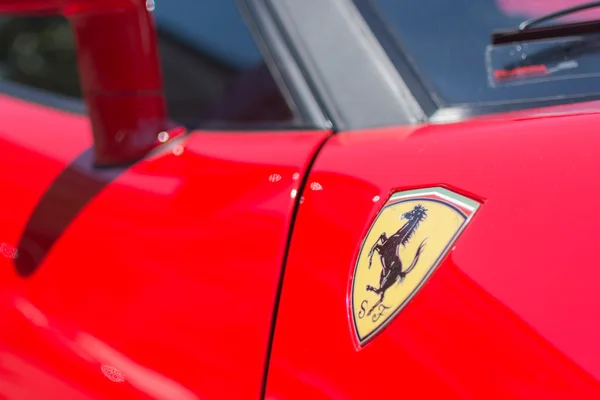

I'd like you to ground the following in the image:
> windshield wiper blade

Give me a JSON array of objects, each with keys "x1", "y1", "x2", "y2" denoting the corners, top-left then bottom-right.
[{"x1": 492, "y1": 1, "x2": 600, "y2": 45}]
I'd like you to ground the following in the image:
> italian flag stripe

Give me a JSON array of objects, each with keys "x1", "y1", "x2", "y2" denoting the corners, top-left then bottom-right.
[{"x1": 388, "y1": 187, "x2": 479, "y2": 214}]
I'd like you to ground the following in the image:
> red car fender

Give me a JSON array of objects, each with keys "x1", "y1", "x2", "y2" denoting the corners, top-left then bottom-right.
[{"x1": 266, "y1": 103, "x2": 600, "y2": 399}]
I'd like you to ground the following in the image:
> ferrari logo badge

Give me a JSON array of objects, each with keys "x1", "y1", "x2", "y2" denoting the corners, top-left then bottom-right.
[{"x1": 351, "y1": 187, "x2": 480, "y2": 346}]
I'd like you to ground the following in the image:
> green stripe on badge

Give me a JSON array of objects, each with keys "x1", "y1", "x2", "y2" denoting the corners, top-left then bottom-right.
[{"x1": 390, "y1": 187, "x2": 479, "y2": 210}]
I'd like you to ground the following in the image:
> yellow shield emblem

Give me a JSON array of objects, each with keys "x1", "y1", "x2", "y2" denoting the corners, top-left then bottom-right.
[{"x1": 350, "y1": 187, "x2": 480, "y2": 346}]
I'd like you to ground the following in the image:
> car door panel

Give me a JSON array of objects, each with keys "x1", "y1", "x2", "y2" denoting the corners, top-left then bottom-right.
[{"x1": 0, "y1": 93, "x2": 331, "y2": 399}]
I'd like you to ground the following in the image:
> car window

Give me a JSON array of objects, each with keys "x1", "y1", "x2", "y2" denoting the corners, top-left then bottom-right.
[
  {"x1": 0, "y1": 1, "x2": 299, "y2": 127},
  {"x1": 0, "y1": 16, "x2": 81, "y2": 98},
  {"x1": 356, "y1": 0, "x2": 600, "y2": 113}
]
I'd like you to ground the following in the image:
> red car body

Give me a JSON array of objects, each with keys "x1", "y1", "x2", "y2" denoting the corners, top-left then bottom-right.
[{"x1": 1, "y1": 0, "x2": 600, "y2": 399}]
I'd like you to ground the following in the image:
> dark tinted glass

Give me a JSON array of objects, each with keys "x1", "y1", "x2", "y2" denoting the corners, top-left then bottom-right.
[
  {"x1": 154, "y1": 0, "x2": 296, "y2": 126},
  {"x1": 359, "y1": 0, "x2": 600, "y2": 109},
  {"x1": 0, "y1": 1, "x2": 297, "y2": 126},
  {"x1": 0, "y1": 16, "x2": 81, "y2": 98}
]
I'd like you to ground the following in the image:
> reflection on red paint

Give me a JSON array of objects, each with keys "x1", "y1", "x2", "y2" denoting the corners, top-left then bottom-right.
[
  {"x1": 269, "y1": 174, "x2": 283, "y2": 183},
  {"x1": 173, "y1": 145, "x2": 184, "y2": 156},
  {"x1": 309, "y1": 182, "x2": 323, "y2": 191},
  {"x1": 0, "y1": 243, "x2": 18, "y2": 259},
  {"x1": 101, "y1": 365, "x2": 125, "y2": 383}
]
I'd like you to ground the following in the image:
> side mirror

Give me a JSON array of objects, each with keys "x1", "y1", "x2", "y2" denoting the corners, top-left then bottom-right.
[{"x1": 0, "y1": 0, "x2": 183, "y2": 166}]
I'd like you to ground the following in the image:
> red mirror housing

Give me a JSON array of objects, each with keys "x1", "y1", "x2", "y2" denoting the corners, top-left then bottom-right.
[{"x1": 0, "y1": 0, "x2": 183, "y2": 166}]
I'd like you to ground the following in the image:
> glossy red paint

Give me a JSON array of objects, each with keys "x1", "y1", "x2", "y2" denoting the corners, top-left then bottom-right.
[
  {"x1": 266, "y1": 104, "x2": 600, "y2": 398},
  {"x1": 0, "y1": 94, "x2": 331, "y2": 398}
]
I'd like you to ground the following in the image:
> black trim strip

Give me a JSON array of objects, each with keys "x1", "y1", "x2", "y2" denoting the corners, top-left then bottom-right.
[{"x1": 492, "y1": 19, "x2": 600, "y2": 45}]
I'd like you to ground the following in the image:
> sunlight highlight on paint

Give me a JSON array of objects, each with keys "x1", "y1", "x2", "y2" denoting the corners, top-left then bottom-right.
[
  {"x1": 0, "y1": 242, "x2": 18, "y2": 259},
  {"x1": 14, "y1": 298, "x2": 48, "y2": 327},
  {"x1": 158, "y1": 131, "x2": 169, "y2": 143},
  {"x1": 310, "y1": 182, "x2": 323, "y2": 191},
  {"x1": 269, "y1": 174, "x2": 282, "y2": 183},
  {"x1": 10, "y1": 296, "x2": 200, "y2": 398},
  {"x1": 173, "y1": 145, "x2": 184, "y2": 156},
  {"x1": 77, "y1": 333, "x2": 199, "y2": 399},
  {"x1": 101, "y1": 364, "x2": 125, "y2": 383}
]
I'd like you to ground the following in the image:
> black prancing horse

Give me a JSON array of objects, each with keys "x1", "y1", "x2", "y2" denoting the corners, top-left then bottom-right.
[{"x1": 365, "y1": 204, "x2": 428, "y2": 316}]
